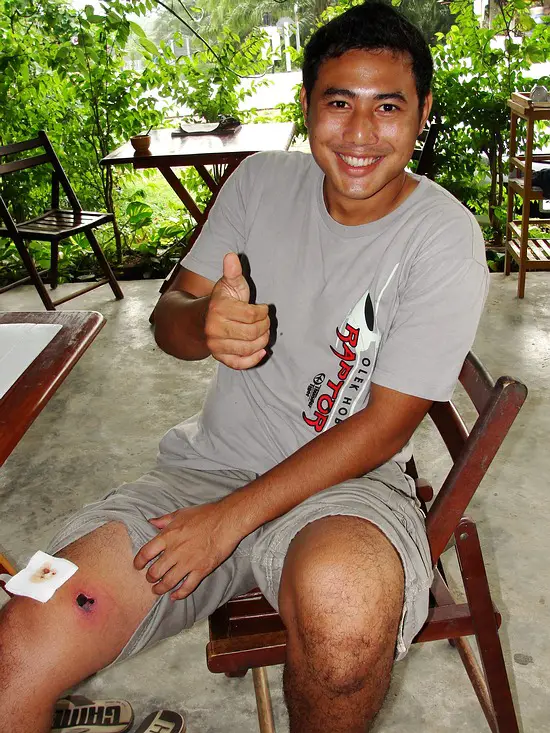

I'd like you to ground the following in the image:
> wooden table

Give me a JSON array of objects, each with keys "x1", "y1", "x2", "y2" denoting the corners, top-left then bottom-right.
[
  {"x1": 100, "y1": 122, "x2": 295, "y2": 317},
  {"x1": 0, "y1": 310, "x2": 105, "y2": 578}
]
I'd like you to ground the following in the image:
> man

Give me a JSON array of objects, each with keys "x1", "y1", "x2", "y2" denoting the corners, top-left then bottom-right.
[{"x1": 0, "y1": 3, "x2": 488, "y2": 732}]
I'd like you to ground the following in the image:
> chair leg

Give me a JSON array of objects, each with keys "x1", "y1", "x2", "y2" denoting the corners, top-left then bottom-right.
[
  {"x1": 504, "y1": 245, "x2": 511, "y2": 276},
  {"x1": 456, "y1": 518, "x2": 520, "y2": 733},
  {"x1": 453, "y1": 636, "x2": 499, "y2": 733},
  {"x1": 50, "y1": 240, "x2": 59, "y2": 289},
  {"x1": 505, "y1": 191, "x2": 513, "y2": 277},
  {"x1": 431, "y1": 565, "x2": 497, "y2": 728},
  {"x1": 517, "y1": 262, "x2": 526, "y2": 300},
  {"x1": 433, "y1": 558, "x2": 458, "y2": 649},
  {"x1": 0, "y1": 545, "x2": 17, "y2": 576},
  {"x1": 252, "y1": 667, "x2": 276, "y2": 733},
  {"x1": 0, "y1": 543, "x2": 17, "y2": 596},
  {"x1": 13, "y1": 237, "x2": 55, "y2": 310},
  {"x1": 84, "y1": 229, "x2": 124, "y2": 300}
]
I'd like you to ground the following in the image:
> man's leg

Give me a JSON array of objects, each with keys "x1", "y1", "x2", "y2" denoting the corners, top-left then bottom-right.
[
  {"x1": 278, "y1": 515, "x2": 404, "y2": 733},
  {"x1": 0, "y1": 522, "x2": 158, "y2": 733}
]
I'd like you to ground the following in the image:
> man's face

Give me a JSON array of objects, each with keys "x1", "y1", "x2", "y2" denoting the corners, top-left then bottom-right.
[{"x1": 301, "y1": 48, "x2": 432, "y2": 224}]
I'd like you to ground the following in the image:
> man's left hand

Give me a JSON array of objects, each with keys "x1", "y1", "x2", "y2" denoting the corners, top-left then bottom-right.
[{"x1": 133, "y1": 502, "x2": 242, "y2": 601}]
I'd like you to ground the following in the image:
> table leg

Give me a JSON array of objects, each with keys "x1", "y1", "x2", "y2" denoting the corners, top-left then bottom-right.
[
  {"x1": 158, "y1": 167, "x2": 206, "y2": 226},
  {"x1": 195, "y1": 164, "x2": 218, "y2": 194}
]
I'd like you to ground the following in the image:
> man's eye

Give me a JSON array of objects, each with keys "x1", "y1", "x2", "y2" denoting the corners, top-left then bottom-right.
[
  {"x1": 380, "y1": 103, "x2": 398, "y2": 112},
  {"x1": 330, "y1": 100, "x2": 348, "y2": 109}
]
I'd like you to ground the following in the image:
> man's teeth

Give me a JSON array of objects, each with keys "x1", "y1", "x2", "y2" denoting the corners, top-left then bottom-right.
[{"x1": 339, "y1": 154, "x2": 380, "y2": 168}]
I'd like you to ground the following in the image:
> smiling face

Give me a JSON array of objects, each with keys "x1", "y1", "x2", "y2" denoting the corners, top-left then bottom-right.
[{"x1": 301, "y1": 48, "x2": 432, "y2": 226}]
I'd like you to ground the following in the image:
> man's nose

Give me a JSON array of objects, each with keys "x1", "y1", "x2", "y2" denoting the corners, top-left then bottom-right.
[{"x1": 343, "y1": 109, "x2": 378, "y2": 146}]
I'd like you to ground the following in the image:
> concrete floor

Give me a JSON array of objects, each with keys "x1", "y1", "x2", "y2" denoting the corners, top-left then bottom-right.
[{"x1": 1, "y1": 273, "x2": 549, "y2": 732}]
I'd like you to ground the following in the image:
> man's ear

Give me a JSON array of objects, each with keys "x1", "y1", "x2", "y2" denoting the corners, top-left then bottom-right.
[
  {"x1": 300, "y1": 86, "x2": 309, "y2": 128},
  {"x1": 418, "y1": 90, "x2": 433, "y2": 135}
]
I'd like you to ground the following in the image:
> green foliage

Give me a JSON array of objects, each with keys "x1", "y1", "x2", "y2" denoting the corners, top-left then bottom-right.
[
  {"x1": 58, "y1": 5, "x2": 166, "y2": 260},
  {"x1": 189, "y1": 0, "x2": 330, "y2": 43},
  {"x1": 121, "y1": 198, "x2": 192, "y2": 277},
  {"x1": 397, "y1": 0, "x2": 454, "y2": 44},
  {"x1": 0, "y1": 0, "x2": 272, "y2": 286},
  {"x1": 0, "y1": 0, "x2": 166, "y2": 271},
  {"x1": 277, "y1": 88, "x2": 308, "y2": 141},
  {"x1": 274, "y1": 45, "x2": 307, "y2": 139},
  {"x1": 486, "y1": 248, "x2": 508, "y2": 272},
  {"x1": 432, "y1": 0, "x2": 550, "y2": 245},
  {"x1": 145, "y1": 2, "x2": 202, "y2": 47},
  {"x1": 0, "y1": 0, "x2": 78, "y2": 223},
  {"x1": 154, "y1": 27, "x2": 272, "y2": 123}
]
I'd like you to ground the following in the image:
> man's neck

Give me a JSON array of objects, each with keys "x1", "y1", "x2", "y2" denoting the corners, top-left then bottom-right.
[{"x1": 324, "y1": 172, "x2": 419, "y2": 227}]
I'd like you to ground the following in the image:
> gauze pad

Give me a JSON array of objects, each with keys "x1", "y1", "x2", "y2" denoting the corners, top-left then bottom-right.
[{"x1": 4, "y1": 551, "x2": 78, "y2": 602}]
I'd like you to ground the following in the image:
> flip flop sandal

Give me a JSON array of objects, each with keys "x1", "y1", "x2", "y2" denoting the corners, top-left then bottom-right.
[
  {"x1": 52, "y1": 695, "x2": 134, "y2": 732},
  {"x1": 135, "y1": 710, "x2": 186, "y2": 733}
]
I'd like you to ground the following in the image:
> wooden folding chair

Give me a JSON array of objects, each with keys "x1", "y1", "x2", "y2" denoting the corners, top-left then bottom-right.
[
  {"x1": 0, "y1": 130, "x2": 123, "y2": 310},
  {"x1": 412, "y1": 117, "x2": 441, "y2": 180},
  {"x1": 207, "y1": 352, "x2": 528, "y2": 733}
]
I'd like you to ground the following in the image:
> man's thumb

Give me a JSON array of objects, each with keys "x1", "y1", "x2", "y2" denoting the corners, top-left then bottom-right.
[
  {"x1": 222, "y1": 252, "x2": 243, "y2": 284},
  {"x1": 220, "y1": 252, "x2": 250, "y2": 303}
]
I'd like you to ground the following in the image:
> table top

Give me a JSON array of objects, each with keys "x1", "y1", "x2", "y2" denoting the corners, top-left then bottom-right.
[
  {"x1": 509, "y1": 93, "x2": 550, "y2": 121},
  {"x1": 100, "y1": 121, "x2": 296, "y2": 168},
  {"x1": 0, "y1": 310, "x2": 105, "y2": 466}
]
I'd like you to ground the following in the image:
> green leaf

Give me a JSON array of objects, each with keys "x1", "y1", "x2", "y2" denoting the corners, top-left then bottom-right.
[
  {"x1": 127, "y1": 201, "x2": 153, "y2": 215},
  {"x1": 157, "y1": 223, "x2": 186, "y2": 239},
  {"x1": 139, "y1": 37, "x2": 157, "y2": 55},
  {"x1": 126, "y1": 200, "x2": 153, "y2": 229},
  {"x1": 129, "y1": 21, "x2": 146, "y2": 39},
  {"x1": 73, "y1": 48, "x2": 88, "y2": 69}
]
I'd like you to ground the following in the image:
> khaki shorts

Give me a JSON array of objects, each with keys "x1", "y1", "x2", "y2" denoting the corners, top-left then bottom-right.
[{"x1": 47, "y1": 461, "x2": 433, "y2": 663}]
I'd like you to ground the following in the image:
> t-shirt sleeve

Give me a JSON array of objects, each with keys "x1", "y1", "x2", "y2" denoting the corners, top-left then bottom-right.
[
  {"x1": 179, "y1": 156, "x2": 255, "y2": 282},
  {"x1": 371, "y1": 215, "x2": 489, "y2": 402}
]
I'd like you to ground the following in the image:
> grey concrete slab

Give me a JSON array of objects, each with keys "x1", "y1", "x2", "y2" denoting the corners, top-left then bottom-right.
[{"x1": 1, "y1": 273, "x2": 549, "y2": 732}]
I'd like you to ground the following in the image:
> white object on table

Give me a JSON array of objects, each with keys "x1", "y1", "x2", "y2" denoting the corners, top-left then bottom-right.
[{"x1": 0, "y1": 323, "x2": 63, "y2": 400}]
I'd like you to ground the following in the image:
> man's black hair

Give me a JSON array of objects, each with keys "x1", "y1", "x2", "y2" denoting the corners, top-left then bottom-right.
[{"x1": 302, "y1": 1, "x2": 433, "y2": 110}]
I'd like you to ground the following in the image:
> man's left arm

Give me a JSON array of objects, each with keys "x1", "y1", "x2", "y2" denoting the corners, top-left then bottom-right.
[
  {"x1": 223, "y1": 384, "x2": 430, "y2": 532},
  {"x1": 134, "y1": 384, "x2": 431, "y2": 599}
]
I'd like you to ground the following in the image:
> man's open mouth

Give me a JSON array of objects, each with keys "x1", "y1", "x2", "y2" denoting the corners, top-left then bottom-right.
[{"x1": 337, "y1": 154, "x2": 382, "y2": 168}]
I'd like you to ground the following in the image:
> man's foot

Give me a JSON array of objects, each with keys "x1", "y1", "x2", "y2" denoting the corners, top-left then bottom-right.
[
  {"x1": 135, "y1": 710, "x2": 186, "y2": 733},
  {"x1": 52, "y1": 696, "x2": 133, "y2": 732}
]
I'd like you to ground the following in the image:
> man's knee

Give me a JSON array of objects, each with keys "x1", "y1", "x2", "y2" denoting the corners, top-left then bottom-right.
[
  {"x1": 1, "y1": 585, "x2": 126, "y2": 696},
  {"x1": 279, "y1": 516, "x2": 404, "y2": 695},
  {"x1": 0, "y1": 521, "x2": 156, "y2": 694}
]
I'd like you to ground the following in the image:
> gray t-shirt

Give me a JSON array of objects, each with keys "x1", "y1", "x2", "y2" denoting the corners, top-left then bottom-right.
[{"x1": 159, "y1": 151, "x2": 488, "y2": 474}]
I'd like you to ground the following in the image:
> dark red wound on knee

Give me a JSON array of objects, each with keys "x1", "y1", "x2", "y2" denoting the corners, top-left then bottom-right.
[{"x1": 76, "y1": 593, "x2": 95, "y2": 612}]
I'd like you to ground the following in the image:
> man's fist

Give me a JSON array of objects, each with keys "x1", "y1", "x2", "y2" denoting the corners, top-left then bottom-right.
[{"x1": 205, "y1": 253, "x2": 270, "y2": 369}]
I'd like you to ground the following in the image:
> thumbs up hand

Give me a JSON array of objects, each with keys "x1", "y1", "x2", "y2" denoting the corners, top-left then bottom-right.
[{"x1": 205, "y1": 253, "x2": 271, "y2": 369}]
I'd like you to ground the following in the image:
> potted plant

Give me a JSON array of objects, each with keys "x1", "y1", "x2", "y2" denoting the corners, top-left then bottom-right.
[{"x1": 130, "y1": 126, "x2": 153, "y2": 153}]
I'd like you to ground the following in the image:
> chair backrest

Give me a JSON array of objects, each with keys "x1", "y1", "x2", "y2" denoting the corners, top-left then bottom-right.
[
  {"x1": 0, "y1": 131, "x2": 82, "y2": 232},
  {"x1": 420, "y1": 352, "x2": 527, "y2": 564},
  {"x1": 414, "y1": 119, "x2": 441, "y2": 179}
]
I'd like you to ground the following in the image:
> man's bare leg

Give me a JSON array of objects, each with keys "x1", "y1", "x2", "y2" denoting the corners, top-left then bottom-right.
[
  {"x1": 0, "y1": 522, "x2": 158, "y2": 733},
  {"x1": 279, "y1": 516, "x2": 404, "y2": 733}
]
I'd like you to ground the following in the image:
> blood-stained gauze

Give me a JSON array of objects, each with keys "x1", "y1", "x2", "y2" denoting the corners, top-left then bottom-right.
[{"x1": 3, "y1": 551, "x2": 78, "y2": 602}]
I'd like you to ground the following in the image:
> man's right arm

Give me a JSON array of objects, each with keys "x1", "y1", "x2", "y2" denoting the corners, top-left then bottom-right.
[
  {"x1": 153, "y1": 268, "x2": 215, "y2": 361},
  {"x1": 153, "y1": 253, "x2": 271, "y2": 368}
]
